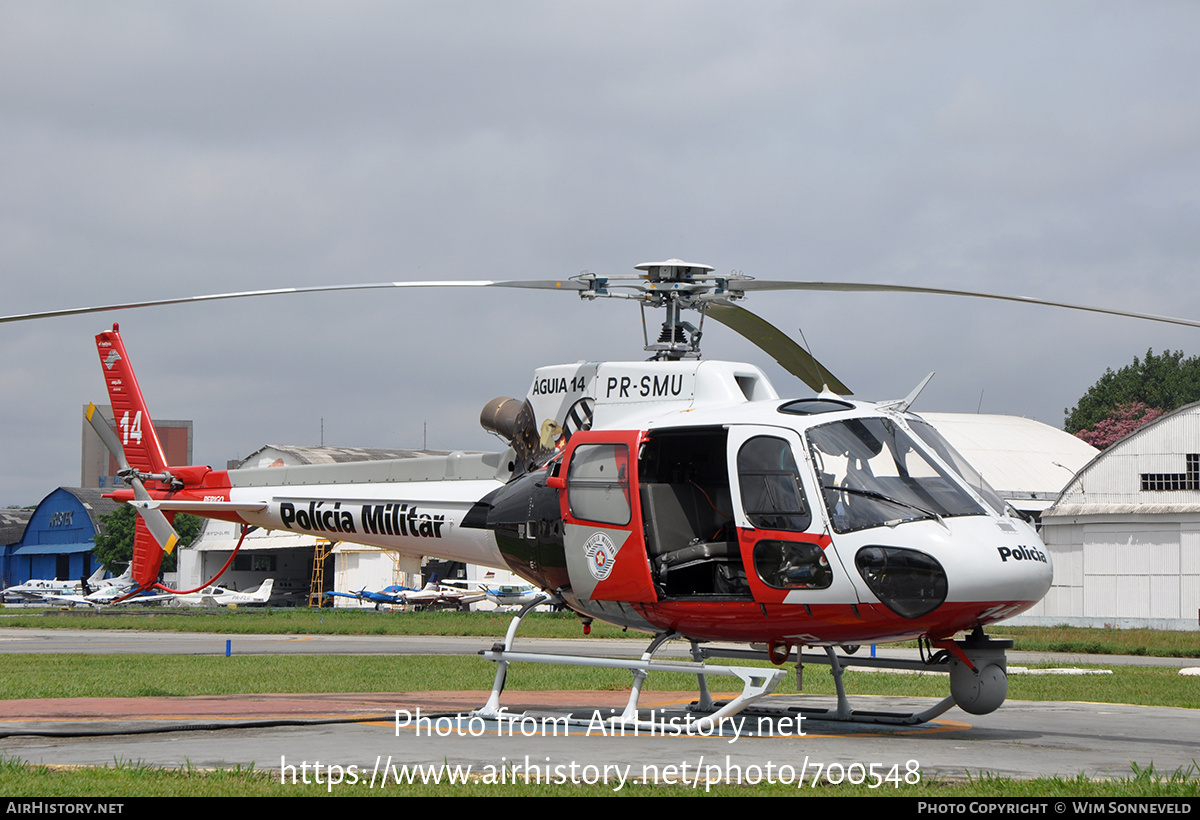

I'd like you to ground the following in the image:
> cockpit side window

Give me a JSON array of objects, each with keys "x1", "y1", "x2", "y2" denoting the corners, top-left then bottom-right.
[{"x1": 736, "y1": 436, "x2": 810, "y2": 532}]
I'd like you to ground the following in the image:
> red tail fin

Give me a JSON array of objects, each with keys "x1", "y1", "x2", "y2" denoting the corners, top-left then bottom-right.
[
  {"x1": 95, "y1": 324, "x2": 168, "y2": 474},
  {"x1": 95, "y1": 324, "x2": 172, "y2": 589}
]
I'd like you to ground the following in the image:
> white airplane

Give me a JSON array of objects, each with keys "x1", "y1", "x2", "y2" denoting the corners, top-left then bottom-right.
[
  {"x1": 41, "y1": 567, "x2": 175, "y2": 607},
  {"x1": 482, "y1": 583, "x2": 544, "y2": 609},
  {"x1": 168, "y1": 579, "x2": 274, "y2": 608},
  {"x1": 399, "y1": 577, "x2": 487, "y2": 611},
  {"x1": 4, "y1": 566, "x2": 110, "y2": 603}
]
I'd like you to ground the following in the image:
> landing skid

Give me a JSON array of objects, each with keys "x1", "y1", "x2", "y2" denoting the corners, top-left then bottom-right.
[
  {"x1": 477, "y1": 596, "x2": 784, "y2": 731},
  {"x1": 475, "y1": 597, "x2": 1009, "y2": 728},
  {"x1": 698, "y1": 646, "x2": 956, "y2": 725}
]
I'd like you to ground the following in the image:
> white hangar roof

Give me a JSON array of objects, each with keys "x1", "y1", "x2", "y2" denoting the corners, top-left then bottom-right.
[
  {"x1": 918, "y1": 413, "x2": 1098, "y2": 512},
  {"x1": 237, "y1": 444, "x2": 462, "y2": 469},
  {"x1": 1046, "y1": 400, "x2": 1200, "y2": 516}
]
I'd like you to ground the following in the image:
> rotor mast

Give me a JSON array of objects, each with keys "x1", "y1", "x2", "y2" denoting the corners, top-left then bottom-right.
[{"x1": 640, "y1": 260, "x2": 709, "y2": 361}]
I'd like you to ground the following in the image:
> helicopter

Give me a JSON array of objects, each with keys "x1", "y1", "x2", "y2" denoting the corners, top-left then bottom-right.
[{"x1": 6, "y1": 259, "x2": 1199, "y2": 728}]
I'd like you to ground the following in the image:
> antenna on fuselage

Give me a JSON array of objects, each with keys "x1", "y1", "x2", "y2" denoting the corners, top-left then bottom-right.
[{"x1": 876, "y1": 372, "x2": 936, "y2": 413}]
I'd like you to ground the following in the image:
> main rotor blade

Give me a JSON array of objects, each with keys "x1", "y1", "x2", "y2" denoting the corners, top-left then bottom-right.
[
  {"x1": 11, "y1": 275, "x2": 1197, "y2": 330},
  {"x1": 729, "y1": 281, "x2": 1200, "y2": 329},
  {"x1": 0, "y1": 280, "x2": 587, "y2": 324},
  {"x1": 705, "y1": 302, "x2": 851, "y2": 395}
]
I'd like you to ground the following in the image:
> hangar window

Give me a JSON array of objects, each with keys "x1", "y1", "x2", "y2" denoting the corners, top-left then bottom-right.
[
  {"x1": 1141, "y1": 454, "x2": 1200, "y2": 491},
  {"x1": 234, "y1": 554, "x2": 277, "y2": 572}
]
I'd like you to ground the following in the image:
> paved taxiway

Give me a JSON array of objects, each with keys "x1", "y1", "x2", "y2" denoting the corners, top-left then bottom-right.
[
  {"x1": 1, "y1": 627, "x2": 1193, "y2": 668},
  {"x1": 0, "y1": 628, "x2": 1196, "y2": 784}
]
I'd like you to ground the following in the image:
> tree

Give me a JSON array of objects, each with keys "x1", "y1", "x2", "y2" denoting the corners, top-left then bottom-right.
[
  {"x1": 1073, "y1": 401, "x2": 1163, "y2": 449},
  {"x1": 92, "y1": 505, "x2": 203, "y2": 575},
  {"x1": 1064, "y1": 349, "x2": 1200, "y2": 434}
]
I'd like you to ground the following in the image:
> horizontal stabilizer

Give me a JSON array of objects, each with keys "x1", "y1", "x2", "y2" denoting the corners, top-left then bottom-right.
[{"x1": 128, "y1": 500, "x2": 268, "y2": 515}]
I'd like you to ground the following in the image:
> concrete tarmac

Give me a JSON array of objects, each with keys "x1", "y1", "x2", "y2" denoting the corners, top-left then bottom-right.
[{"x1": 0, "y1": 628, "x2": 1196, "y2": 787}]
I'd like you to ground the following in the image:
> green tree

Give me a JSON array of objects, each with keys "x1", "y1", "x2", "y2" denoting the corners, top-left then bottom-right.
[
  {"x1": 92, "y1": 505, "x2": 203, "y2": 575},
  {"x1": 1064, "y1": 349, "x2": 1200, "y2": 434}
]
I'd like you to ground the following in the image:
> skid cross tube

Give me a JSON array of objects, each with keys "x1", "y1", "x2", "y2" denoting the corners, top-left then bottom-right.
[
  {"x1": 697, "y1": 645, "x2": 961, "y2": 725},
  {"x1": 475, "y1": 601, "x2": 785, "y2": 730}
]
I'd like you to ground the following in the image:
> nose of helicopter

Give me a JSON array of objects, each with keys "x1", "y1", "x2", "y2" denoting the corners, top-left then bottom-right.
[
  {"x1": 844, "y1": 516, "x2": 1055, "y2": 623},
  {"x1": 994, "y1": 544, "x2": 1053, "y2": 604},
  {"x1": 950, "y1": 524, "x2": 1055, "y2": 612},
  {"x1": 841, "y1": 518, "x2": 1055, "y2": 626}
]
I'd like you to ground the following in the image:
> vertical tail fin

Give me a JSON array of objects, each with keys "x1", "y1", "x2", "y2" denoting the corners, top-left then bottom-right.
[
  {"x1": 95, "y1": 324, "x2": 168, "y2": 474},
  {"x1": 91, "y1": 324, "x2": 178, "y2": 590},
  {"x1": 252, "y1": 579, "x2": 274, "y2": 602}
]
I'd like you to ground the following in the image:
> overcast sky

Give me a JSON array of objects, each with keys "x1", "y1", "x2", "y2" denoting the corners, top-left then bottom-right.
[{"x1": 3, "y1": 1, "x2": 1199, "y2": 506}]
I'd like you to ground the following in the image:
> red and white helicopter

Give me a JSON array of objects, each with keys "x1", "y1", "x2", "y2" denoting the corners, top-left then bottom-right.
[{"x1": 6, "y1": 260, "x2": 1199, "y2": 728}]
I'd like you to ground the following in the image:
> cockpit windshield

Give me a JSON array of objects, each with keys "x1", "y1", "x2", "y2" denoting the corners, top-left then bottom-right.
[
  {"x1": 906, "y1": 419, "x2": 1010, "y2": 516},
  {"x1": 807, "y1": 417, "x2": 986, "y2": 533}
]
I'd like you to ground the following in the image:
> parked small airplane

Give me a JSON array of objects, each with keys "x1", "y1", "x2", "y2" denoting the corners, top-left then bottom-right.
[
  {"x1": 482, "y1": 583, "x2": 544, "y2": 609},
  {"x1": 2, "y1": 566, "x2": 109, "y2": 603},
  {"x1": 324, "y1": 584, "x2": 416, "y2": 609},
  {"x1": 169, "y1": 579, "x2": 274, "y2": 608},
  {"x1": 399, "y1": 577, "x2": 487, "y2": 612},
  {"x1": 42, "y1": 567, "x2": 174, "y2": 607}
]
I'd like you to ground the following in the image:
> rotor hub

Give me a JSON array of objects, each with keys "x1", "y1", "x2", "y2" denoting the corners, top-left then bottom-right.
[{"x1": 634, "y1": 259, "x2": 715, "y2": 282}]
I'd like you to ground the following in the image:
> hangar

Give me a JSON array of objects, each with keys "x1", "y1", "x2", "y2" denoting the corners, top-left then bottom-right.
[
  {"x1": 1028, "y1": 402, "x2": 1200, "y2": 630},
  {"x1": 0, "y1": 508, "x2": 34, "y2": 588},
  {"x1": 919, "y1": 412, "x2": 1098, "y2": 521},
  {"x1": 2, "y1": 488, "x2": 117, "y2": 587}
]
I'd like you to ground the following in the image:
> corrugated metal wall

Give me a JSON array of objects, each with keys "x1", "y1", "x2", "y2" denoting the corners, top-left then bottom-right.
[{"x1": 1029, "y1": 405, "x2": 1200, "y2": 629}]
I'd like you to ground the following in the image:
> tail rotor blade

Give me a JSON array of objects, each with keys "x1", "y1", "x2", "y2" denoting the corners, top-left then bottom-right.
[
  {"x1": 86, "y1": 403, "x2": 179, "y2": 555},
  {"x1": 130, "y1": 479, "x2": 181, "y2": 554},
  {"x1": 85, "y1": 403, "x2": 130, "y2": 471}
]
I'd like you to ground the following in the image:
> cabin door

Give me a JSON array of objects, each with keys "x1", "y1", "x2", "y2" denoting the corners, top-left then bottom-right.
[
  {"x1": 726, "y1": 426, "x2": 858, "y2": 606},
  {"x1": 556, "y1": 429, "x2": 657, "y2": 603}
]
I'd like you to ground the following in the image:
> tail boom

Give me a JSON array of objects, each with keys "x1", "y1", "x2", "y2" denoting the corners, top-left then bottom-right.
[{"x1": 92, "y1": 324, "x2": 509, "y2": 589}]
